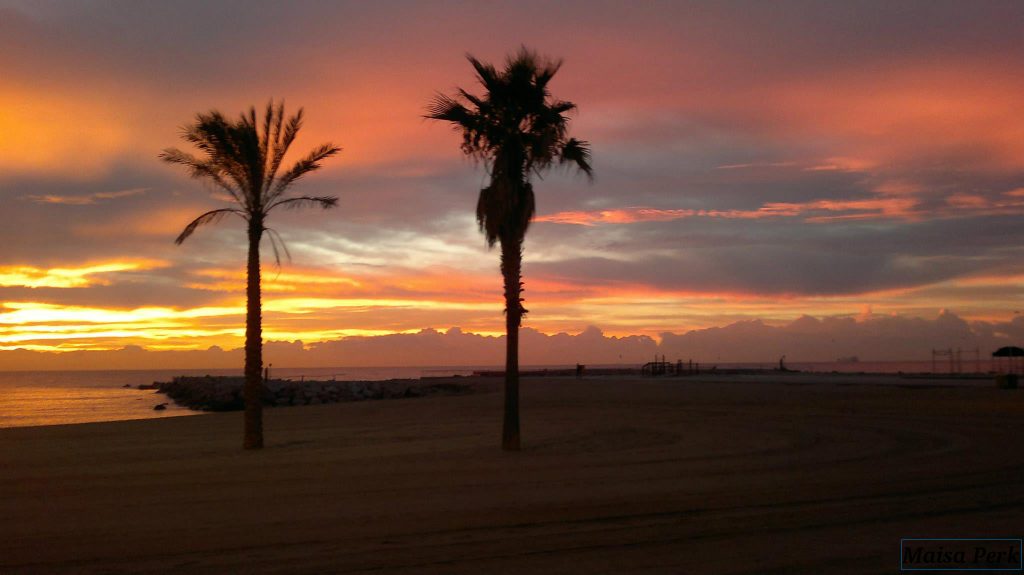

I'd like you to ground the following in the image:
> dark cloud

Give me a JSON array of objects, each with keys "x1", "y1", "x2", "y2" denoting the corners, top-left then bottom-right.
[
  {"x1": 660, "y1": 310, "x2": 1008, "y2": 362},
  {"x1": 527, "y1": 215, "x2": 1024, "y2": 296}
]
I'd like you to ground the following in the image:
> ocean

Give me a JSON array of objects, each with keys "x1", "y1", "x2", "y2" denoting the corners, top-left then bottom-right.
[
  {"x1": 0, "y1": 366, "x2": 481, "y2": 429},
  {"x1": 0, "y1": 360, "x2": 988, "y2": 429}
]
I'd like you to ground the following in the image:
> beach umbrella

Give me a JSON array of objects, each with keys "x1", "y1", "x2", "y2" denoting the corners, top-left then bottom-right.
[
  {"x1": 992, "y1": 346, "x2": 1024, "y2": 357},
  {"x1": 992, "y1": 346, "x2": 1024, "y2": 374}
]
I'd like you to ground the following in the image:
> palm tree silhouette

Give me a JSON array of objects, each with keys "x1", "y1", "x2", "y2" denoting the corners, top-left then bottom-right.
[
  {"x1": 160, "y1": 101, "x2": 340, "y2": 449},
  {"x1": 428, "y1": 48, "x2": 592, "y2": 450}
]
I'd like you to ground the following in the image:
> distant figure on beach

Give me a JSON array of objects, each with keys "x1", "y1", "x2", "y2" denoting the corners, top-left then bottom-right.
[
  {"x1": 779, "y1": 355, "x2": 789, "y2": 372},
  {"x1": 576, "y1": 363, "x2": 585, "y2": 379}
]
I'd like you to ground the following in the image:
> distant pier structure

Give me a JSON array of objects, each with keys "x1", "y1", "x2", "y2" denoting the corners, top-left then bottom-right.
[
  {"x1": 931, "y1": 347, "x2": 981, "y2": 374},
  {"x1": 642, "y1": 355, "x2": 699, "y2": 376}
]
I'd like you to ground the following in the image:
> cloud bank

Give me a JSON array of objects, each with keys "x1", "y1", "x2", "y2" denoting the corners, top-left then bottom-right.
[{"x1": 1, "y1": 311, "x2": 1019, "y2": 371}]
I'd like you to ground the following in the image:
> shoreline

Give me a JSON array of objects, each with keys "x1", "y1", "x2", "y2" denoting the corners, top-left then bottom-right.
[{"x1": 1, "y1": 370, "x2": 1004, "y2": 431}]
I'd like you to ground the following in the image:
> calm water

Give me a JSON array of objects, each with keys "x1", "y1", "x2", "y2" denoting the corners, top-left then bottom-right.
[
  {"x1": 0, "y1": 361, "x2": 980, "y2": 429},
  {"x1": 0, "y1": 366, "x2": 481, "y2": 429}
]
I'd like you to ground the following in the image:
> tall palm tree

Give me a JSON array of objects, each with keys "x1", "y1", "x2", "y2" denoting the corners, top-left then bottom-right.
[
  {"x1": 427, "y1": 48, "x2": 592, "y2": 450},
  {"x1": 160, "y1": 101, "x2": 340, "y2": 450}
]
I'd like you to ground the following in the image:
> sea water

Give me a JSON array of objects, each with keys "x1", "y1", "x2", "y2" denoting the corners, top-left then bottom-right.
[
  {"x1": 0, "y1": 361, "x2": 979, "y2": 429},
  {"x1": 0, "y1": 366, "x2": 481, "y2": 429}
]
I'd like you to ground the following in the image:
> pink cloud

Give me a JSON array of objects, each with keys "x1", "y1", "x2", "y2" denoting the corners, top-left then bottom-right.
[{"x1": 945, "y1": 193, "x2": 989, "y2": 209}]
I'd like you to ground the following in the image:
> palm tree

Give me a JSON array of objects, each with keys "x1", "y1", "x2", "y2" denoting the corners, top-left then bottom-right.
[
  {"x1": 427, "y1": 48, "x2": 592, "y2": 450},
  {"x1": 160, "y1": 101, "x2": 340, "y2": 450}
]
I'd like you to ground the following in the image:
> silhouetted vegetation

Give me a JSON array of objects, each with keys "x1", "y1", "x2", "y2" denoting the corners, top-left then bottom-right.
[
  {"x1": 160, "y1": 101, "x2": 340, "y2": 449},
  {"x1": 428, "y1": 47, "x2": 592, "y2": 450}
]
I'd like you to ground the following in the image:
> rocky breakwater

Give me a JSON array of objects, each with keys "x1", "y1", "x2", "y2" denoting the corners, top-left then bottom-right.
[{"x1": 146, "y1": 376, "x2": 473, "y2": 412}]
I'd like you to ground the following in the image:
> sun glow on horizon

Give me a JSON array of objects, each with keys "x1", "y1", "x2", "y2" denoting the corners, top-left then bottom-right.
[{"x1": 0, "y1": 261, "x2": 1018, "y2": 355}]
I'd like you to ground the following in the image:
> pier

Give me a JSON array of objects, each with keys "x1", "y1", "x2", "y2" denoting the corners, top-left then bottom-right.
[{"x1": 642, "y1": 356, "x2": 700, "y2": 376}]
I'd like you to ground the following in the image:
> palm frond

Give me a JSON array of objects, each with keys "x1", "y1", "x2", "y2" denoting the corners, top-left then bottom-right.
[
  {"x1": 534, "y1": 61, "x2": 562, "y2": 93},
  {"x1": 264, "y1": 227, "x2": 292, "y2": 268},
  {"x1": 174, "y1": 208, "x2": 246, "y2": 245},
  {"x1": 425, "y1": 93, "x2": 471, "y2": 123},
  {"x1": 237, "y1": 106, "x2": 265, "y2": 200},
  {"x1": 259, "y1": 100, "x2": 274, "y2": 171},
  {"x1": 468, "y1": 54, "x2": 500, "y2": 93},
  {"x1": 265, "y1": 104, "x2": 300, "y2": 196},
  {"x1": 159, "y1": 147, "x2": 248, "y2": 207},
  {"x1": 272, "y1": 101, "x2": 286, "y2": 147},
  {"x1": 457, "y1": 88, "x2": 485, "y2": 109},
  {"x1": 268, "y1": 195, "x2": 338, "y2": 212},
  {"x1": 157, "y1": 147, "x2": 193, "y2": 165},
  {"x1": 559, "y1": 138, "x2": 593, "y2": 179},
  {"x1": 548, "y1": 99, "x2": 576, "y2": 116},
  {"x1": 266, "y1": 144, "x2": 341, "y2": 203}
]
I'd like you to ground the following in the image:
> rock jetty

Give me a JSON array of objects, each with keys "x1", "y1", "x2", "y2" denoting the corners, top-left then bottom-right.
[{"x1": 145, "y1": 376, "x2": 473, "y2": 412}]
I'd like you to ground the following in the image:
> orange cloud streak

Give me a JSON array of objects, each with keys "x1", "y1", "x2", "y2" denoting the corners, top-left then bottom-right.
[
  {"x1": 0, "y1": 260, "x2": 168, "y2": 288},
  {"x1": 534, "y1": 198, "x2": 921, "y2": 226},
  {"x1": 537, "y1": 189, "x2": 1024, "y2": 227},
  {"x1": 24, "y1": 188, "x2": 148, "y2": 205}
]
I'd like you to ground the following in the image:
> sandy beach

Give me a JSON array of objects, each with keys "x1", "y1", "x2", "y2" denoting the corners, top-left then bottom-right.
[{"x1": 2, "y1": 374, "x2": 1022, "y2": 574}]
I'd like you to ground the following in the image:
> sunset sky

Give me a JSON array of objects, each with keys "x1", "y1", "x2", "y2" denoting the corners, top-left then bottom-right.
[{"x1": 1, "y1": 1, "x2": 1023, "y2": 366}]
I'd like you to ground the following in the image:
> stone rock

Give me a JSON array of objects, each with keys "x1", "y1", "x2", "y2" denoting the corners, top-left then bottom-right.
[{"x1": 150, "y1": 376, "x2": 473, "y2": 412}]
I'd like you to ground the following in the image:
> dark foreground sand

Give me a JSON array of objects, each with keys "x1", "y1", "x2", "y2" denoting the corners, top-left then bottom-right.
[{"x1": 1, "y1": 374, "x2": 1022, "y2": 574}]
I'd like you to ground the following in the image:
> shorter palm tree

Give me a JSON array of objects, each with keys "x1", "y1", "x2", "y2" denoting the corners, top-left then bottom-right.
[{"x1": 160, "y1": 100, "x2": 340, "y2": 449}]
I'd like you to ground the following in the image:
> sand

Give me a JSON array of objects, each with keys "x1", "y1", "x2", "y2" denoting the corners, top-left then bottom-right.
[{"x1": 1, "y1": 374, "x2": 1022, "y2": 574}]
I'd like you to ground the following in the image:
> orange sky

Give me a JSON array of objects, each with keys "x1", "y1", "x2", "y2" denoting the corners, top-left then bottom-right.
[{"x1": 0, "y1": 1, "x2": 1023, "y2": 366}]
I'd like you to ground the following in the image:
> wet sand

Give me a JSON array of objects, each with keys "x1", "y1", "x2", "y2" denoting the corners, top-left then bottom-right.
[{"x1": 1, "y1": 374, "x2": 1022, "y2": 574}]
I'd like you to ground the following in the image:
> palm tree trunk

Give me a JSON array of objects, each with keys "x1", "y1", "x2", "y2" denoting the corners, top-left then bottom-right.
[
  {"x1": 500, "y1": 233, "x2": 522, "y2": 451},
  {"x1": 243, "y1": 221, "x2": 264, "y2": 450}
]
